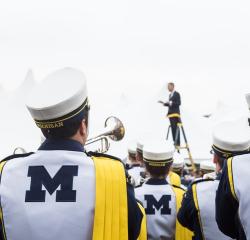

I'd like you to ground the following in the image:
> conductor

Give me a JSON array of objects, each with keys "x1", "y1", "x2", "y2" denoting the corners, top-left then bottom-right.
[{"x1": 159, "y1": 82, "x2": 181, "y2": 147}]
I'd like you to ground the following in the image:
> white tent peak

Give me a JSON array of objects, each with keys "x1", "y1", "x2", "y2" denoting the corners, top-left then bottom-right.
[
  {"x1": 19, "y1": 69, "x2": 35, "y2": 91},
  {"x1": 10, "y1": 69, "x2": 36, "y2": 105}
]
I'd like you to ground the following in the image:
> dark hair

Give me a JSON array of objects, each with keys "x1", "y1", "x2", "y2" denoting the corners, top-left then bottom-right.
[
  {"x1": 128, "y1": 153, "x2": 136, "y2": 162},
  {"x1": 42, "y1": 107, "x2": 89, "y2": 139},
  {"x1": 136, "y1": 150, "x2": 143, "y2": 163},
  {"x1": 168, "y1": 82, "x2": 175, "y2": 88},
  {"x1": 145, "y1": 162, "x2": 172, "y2": 178}
]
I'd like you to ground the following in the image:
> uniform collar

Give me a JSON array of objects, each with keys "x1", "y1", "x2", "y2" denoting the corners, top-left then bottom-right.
[
  {"x1": 146, "y1": 178, "x2": 168, "y2": 185},
  {"x1": 39, "y1": 138, "x2": 85, "y2": 152}
]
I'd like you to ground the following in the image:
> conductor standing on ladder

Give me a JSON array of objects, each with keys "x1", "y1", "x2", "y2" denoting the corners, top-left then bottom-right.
[{"x1": 159, "y1": 82, "x2": 181, "y2": 147}]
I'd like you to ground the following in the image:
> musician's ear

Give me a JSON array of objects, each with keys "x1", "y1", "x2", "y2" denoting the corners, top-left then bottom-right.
[{"x1": 79, "y1": 120, "x2": 88, "y2": 144}]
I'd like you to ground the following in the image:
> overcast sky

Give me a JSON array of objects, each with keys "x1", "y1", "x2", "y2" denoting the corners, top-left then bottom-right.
[
  {"x1": 0, "y1": 0, "x2": 250, "y2": 158},
  {"x1": 0, "y1": 0, "x2": 250, "y2": 102}
]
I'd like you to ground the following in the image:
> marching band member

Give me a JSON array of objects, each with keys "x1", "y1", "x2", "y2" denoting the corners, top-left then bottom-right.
[
  {"x1": 178, "y1": 120, "x2": 250, "y2": 240},
  {"x1": 126, "y1": 141, "x2": 137, "y2": 166},
  {"x1": 216, "y1": 103, "x2": 250, "y2": 239},
  {"x1": 137, "y1": 137, "x2": 181, "y2": 187},
  {"x1": 0, "y1": 68, "x2": 146, "y2": 240},
  {"x1": 134, "y1": 138, "x2": 148, "y2": 185},
  {"x1": 127, "y1": 141, "x2": 145, "y2": 187},
  {"x1": 135, "y1": 140, "x2": 193, "y2": 240}
]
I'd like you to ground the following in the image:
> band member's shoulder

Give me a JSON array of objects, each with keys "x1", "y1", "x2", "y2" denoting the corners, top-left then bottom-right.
[
  {"x1": 1, "y1": 152, "x2": 34, "y2": 163},
  {"x1": 87, "y1": 151, "x2": 123, "y2": 162}
]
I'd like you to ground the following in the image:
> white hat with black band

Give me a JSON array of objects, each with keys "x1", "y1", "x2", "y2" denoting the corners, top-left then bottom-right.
[
  {"x1": 26, "y1": 68, "x2": 89, "y2": 129},
  {"x1": 212, "y1": 120, "x2": 250, "y2": 158},
  {"x1": 143, "y1": 141, "x2": 175, "y2": 167}
]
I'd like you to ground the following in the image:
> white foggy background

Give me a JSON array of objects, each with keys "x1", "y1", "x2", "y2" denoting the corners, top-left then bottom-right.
[{"x1": 0, "y1": 0, "x2": 250, "y2": 160}]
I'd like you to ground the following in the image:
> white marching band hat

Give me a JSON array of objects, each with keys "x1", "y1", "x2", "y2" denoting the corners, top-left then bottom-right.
[
  {"x1": 26, "y1": 68, "x2": 89, "y2": 129},
  {"x1": 128, "y1": 141, "x2": 137, "y2": 155},
  {"x1": 212, "y1": 120, "x2": 250, "y2": 158},
  {"x1": 173, "y1": 152, "x2": 185, "y2": 169},
  {"x1": 136, "y1": 133, "x2": 163, "y2": 153},
  {"x1": 200, "y1": 160, "x2": 216, "y2": 171},
  {"x1": 143, "y1": 141, "x2": 175, "y2": 167}
]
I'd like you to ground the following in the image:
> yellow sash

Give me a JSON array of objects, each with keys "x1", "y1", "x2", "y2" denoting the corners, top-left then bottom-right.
[
  {"x1": 92, "y1": 156, "x2": 128, "y2": 240},
  {"x1": 172, "y1": 186, "x2": 194, "y2": 240},
  {"x1": 137, "y1": 202, "x2": 147, "y2": 240},
  {"x1": 169, "y1": 171, "x2": 181, "y2": 187}
]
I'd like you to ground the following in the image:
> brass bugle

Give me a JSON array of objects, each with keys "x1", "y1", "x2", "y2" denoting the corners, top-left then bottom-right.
[{"x1": 85, "y1": 116, "x2": 125, "y2": 153}]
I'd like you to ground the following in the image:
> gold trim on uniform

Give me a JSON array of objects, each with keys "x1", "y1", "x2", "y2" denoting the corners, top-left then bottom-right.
[
  {"x1": 137, "y1": 202, "x2": 147, "y2": 240},
  {"x1": 36, "y1": 121, "x2": 64, "y2": 129},
  {"x1": 92, "y1": 156, "x2": 129, "y2": 240},
  {"x1": 34, "y1": 99, "x2": 89, "y2": 129},
  {"x1": 227, "y1": 157, "x2": 238, "y2": 201},
  {"x1": 212, "y1": 145, "x2": 232, "y2": 158},
  {"x1": 212, "y1": 144, "x2": 249, "y2": 158},
  {"x1": 172, "y1": 185, "x2": 194, "y2": 239},
  {"x1": 192, "y1": 184, "x2": 205, "y2": 239},
  {"x1": 143, "y1": 158, "x2": 173, "y2": 167}
]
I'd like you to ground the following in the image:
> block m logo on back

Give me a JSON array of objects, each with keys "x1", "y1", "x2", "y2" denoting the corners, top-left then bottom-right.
[
  {"x1": 25, "y1": 165, "x2": 78, "y2": 202},
  {"x1": 144, "y1": 195, "x2": 172, "y2": 215}
]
